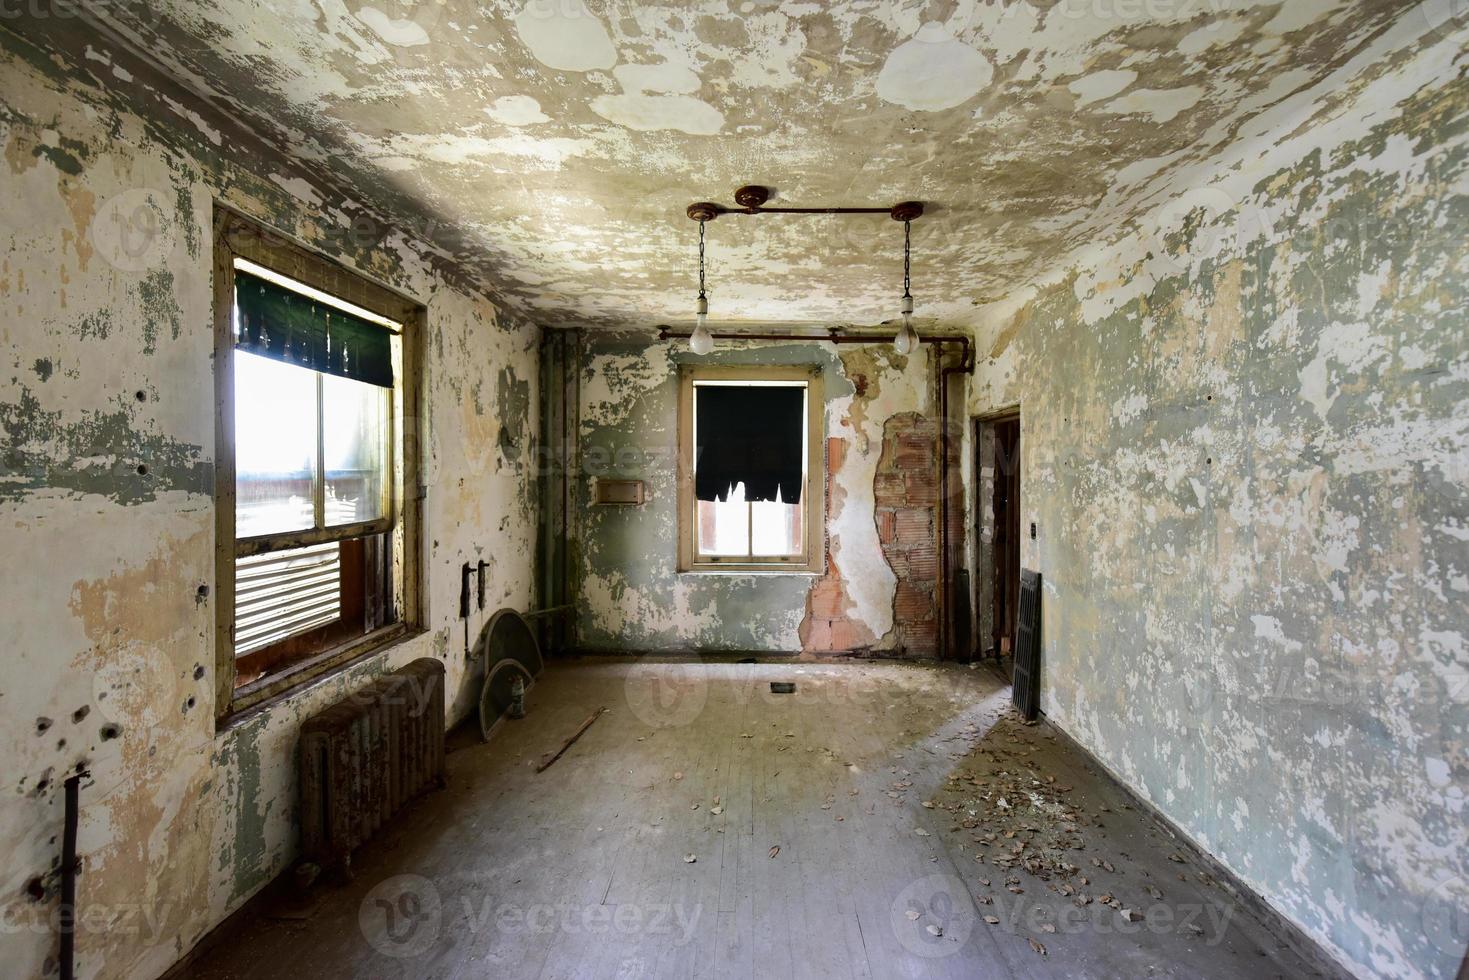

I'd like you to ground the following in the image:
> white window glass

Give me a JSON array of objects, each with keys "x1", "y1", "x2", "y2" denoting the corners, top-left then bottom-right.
[
  {"x1": 323, "y1": 373, "x2": 388, "y2": 527},
  {"x1": 698, "y1": 481, "x2": 751, "y2": 556},
  {"x1": 751, "y1": 486, "x2": 803, "y2": 556},
  {"x1": 235, "y1": 351, "x2": 316, "y2": 537}
]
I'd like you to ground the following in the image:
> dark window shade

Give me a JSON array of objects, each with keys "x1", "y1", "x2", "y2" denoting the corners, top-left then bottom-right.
[
  {"x1": 234, "y1": 271, "x2": 394, "y2": 388},
  {"x1": 694, "y1": 384, "x2": 804, "y2": 504}
]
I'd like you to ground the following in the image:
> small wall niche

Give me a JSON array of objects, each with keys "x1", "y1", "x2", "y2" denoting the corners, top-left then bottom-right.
[{"x1": 593, "y1": 479, "x2": 646, "y2": 506}]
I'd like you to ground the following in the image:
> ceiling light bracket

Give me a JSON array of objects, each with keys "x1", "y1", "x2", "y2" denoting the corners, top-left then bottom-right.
[
  {"x1": 890, "y1": 200, "x2": 924, "y2": 222},
  {"x1": 733, "y1": 184, "x2": 770, "y2": 209},
  {"x1": 686, "y1": 202, "x2": 721, "y2": 223},
  {"x1": 687, "y1": 185, "x2": 924, "y2": 221}
]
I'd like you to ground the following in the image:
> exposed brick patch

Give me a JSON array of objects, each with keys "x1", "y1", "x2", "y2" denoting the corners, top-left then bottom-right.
[
  {"x1": 875, "y1": 411, "x2": 941, "y2": 658},
  {"x1": 904, "y1": 468, "x2": 937, "y2": 506},
  {"x1": 807, "y1": 576, "x2": 846, "y2": 619},
  {"x1": 873, "y1": 473, "x2": 907, "y2": 507},
  {"x1": 799, "y1": 435, "x2": 876, "y2": 656},
  {"x1": 801, "y1": 398, "x2": 950, "y2": 659},
  {"x1": 893, "y1": 580, "x2": 933, "y2": 620},
  {"x1": 799, "y1": 555, "x2": 879, "y2": 655},
  {"x1": 875, "y1": 510, "x2": 896, "y2": 545},
  {"x1": 894, "y1": 508, "x2": 931, "y2": 544},
  {"x1": 903, "y1": 546, "x2": 938, "y2": 582}
]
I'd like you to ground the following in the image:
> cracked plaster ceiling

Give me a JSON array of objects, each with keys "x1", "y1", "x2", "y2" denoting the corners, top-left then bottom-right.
[{"x1": 55, "y1": 0, "x2": 1436, "y2": 331}]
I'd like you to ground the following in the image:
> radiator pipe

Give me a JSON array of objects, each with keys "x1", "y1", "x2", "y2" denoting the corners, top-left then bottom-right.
[
  {"x1": 548, "y1": 331, "x2": 577, "y2": 656},
  {"x1": 657, "y1": 326, "x2": 969, "y2": 352},
  {"x1": 936, "y1": 341, "x2": 977, "y2": 660}
]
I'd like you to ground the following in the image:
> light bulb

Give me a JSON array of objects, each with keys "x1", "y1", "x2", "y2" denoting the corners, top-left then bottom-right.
[
  {"x1": 689, "y1": 311, "x2": 714, "y2": 355},
  {"x1": 895, "y1": 310, "x2": 918, "y2": 355}
]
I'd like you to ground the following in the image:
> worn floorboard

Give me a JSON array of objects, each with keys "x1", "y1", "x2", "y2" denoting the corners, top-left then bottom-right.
[{"x1": 181, "y1": 658, "x2": 1325, "y2": 980}]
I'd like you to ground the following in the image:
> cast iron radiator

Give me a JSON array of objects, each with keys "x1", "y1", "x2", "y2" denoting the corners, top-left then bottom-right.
[
  {"x1": 1012, "y1": 569, "x2": 1042, "y2": 721},
  {"x1": 299, "y1": 657, "x2": 446, "y2": 873}
]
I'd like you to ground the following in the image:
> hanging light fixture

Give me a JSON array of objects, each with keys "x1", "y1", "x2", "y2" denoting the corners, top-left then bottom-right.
[
  {"x1": 676, "y1": 189, "x2": 925, "y2": 351},
  {"x1": 689, "y1": 217, "x2": 714, "y2": 354},
  {"x1": 894, "y1": 217, "x2": 919, "y2": 354}
]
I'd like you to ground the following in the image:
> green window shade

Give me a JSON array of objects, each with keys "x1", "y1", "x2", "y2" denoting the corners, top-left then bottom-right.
[{"x1": 234, "y1": 271, "x2": 394, "y2": 388}]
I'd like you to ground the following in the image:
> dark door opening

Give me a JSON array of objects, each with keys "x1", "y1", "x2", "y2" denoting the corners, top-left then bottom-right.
[{"x1": 975, "y1": 413, "x2": 1021, "y2": 672}]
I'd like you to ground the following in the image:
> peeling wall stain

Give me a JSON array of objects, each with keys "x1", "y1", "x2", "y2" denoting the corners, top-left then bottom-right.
[
  {"x1": 0, "y1": 386, "x2": 211, "y2": 504},
  {"x1": 495, "y1": 363, "x2": 529, "y2": 466},
  {"x1": 573, "y1": 334, "x2": 936, "y2": 656},
  {"x1": 0, "y1": 26, "x2": 540, "y2": 980},
  {"x1": 965, "y1": 30, "x2": 1469, "y2": 980},
  {"x1": 135, "y1": 268, "x2": 182, "y2": 354}
]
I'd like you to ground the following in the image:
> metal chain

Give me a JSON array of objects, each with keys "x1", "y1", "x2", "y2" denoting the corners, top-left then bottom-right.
[
  {"x1": 698, "y1": 219, "x2": 707, "y2": 299},
  {"x1": 903, "y1": 219, "x2": 912, "y2": 298}
]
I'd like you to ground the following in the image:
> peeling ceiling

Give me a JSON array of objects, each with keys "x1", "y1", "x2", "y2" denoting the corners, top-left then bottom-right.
[{"x1": 61, "y1": 0, "x2": 1432, "y2": 330}]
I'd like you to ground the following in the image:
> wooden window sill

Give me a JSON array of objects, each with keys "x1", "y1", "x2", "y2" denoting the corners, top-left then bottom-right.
[{"x1": 216, "y1": 623, "x2": 426, "y2": 734}]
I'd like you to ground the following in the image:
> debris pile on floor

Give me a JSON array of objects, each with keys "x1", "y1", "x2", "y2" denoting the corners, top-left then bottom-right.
[{"x1": 931, "y1": 711, "x2": 1161, "y2": 930}]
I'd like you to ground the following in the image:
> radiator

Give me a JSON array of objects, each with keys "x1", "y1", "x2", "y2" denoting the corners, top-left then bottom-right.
[{"x1": 299, "y1": 657, "x2": 446, "y2": 874}]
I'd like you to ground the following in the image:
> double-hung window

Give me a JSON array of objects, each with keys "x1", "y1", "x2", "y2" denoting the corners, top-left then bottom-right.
[
  {"x1": 677, "y1": 365, "x2": 824, "y2": 572},
  {"x1": 214, "y1": 211, "x2": 421, "y2": 717}
]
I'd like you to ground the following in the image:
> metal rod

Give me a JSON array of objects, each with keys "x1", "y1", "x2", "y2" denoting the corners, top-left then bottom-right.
[
  {"x1": 522, "y1": 604, "x2": 574, "y2": 620},
  {"x1": 687, "y1": 189, "x2": 923, "y2": 223},
  {"x1": 734, "y1": 206, "x2": 894, "y2": 215},
  {"x1": 537, "y1": 707, "x2": 607, "y2": 773},
  {"x1": 60, "y1": 769, "x2": 85, "y2": 980}
]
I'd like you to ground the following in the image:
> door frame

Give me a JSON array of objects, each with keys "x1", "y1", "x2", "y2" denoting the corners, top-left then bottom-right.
[{"x1": 973, "y1": 408, "x2": 1020, "y2": 661}]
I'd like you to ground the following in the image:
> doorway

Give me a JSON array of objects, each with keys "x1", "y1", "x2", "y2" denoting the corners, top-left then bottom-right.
[{"x1": 974, "y1": 412, "x2": 1021, "y2": 668}]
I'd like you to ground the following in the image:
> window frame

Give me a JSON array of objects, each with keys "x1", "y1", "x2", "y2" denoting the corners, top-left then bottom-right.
[
  {"x1": 676, "y1": 364, "x2": 825, "y2": 574},
  {"x1": 213, "y1": 207, "x2": 424, "y2": 725}
]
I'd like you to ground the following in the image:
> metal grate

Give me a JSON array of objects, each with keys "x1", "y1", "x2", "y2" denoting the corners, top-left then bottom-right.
[
  {"x1": 1012, "y1": 569, "x2": 1042, "y2": 721},
  {"x1": 234, "y1": 542, "x2": 341, "y2": 656}
]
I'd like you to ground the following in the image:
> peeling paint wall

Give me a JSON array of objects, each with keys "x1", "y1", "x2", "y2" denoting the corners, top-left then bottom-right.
[
  {"x1": 966, "y1": 22, "x2": 1469, "y2": 980},
  {"x1": 0, "y1": 30, "x2": 538, "y2": 980},
  {"x1": 571, "y1": 334, "x2": 941, "y2": 656}
]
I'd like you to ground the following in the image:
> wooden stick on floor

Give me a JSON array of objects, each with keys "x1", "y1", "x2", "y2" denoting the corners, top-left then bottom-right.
[{"x1": 537, "y1": 706, "x2": 607, "y2": 773}]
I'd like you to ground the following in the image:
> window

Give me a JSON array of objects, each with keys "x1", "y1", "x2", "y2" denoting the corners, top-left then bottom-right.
[
  {"x1": 213, "y1": 210, "x2": 421, "y2": 718},
  {"x1": 677, "y1": 365, "x2": 824, "y2": 572}
]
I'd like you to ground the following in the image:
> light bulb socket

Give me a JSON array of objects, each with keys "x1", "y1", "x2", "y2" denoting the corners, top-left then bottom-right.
[
  {"x1": 900, "y1": 294, "x2": 914, "y2": 315},
  {"x1": 696, "y1": 295, "x2": 708, "y2": 315}
]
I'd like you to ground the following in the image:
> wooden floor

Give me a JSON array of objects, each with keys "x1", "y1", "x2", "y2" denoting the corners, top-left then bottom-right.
[{"x1": 184, "y1": 658, "x2": 1322, "y2": 979}]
